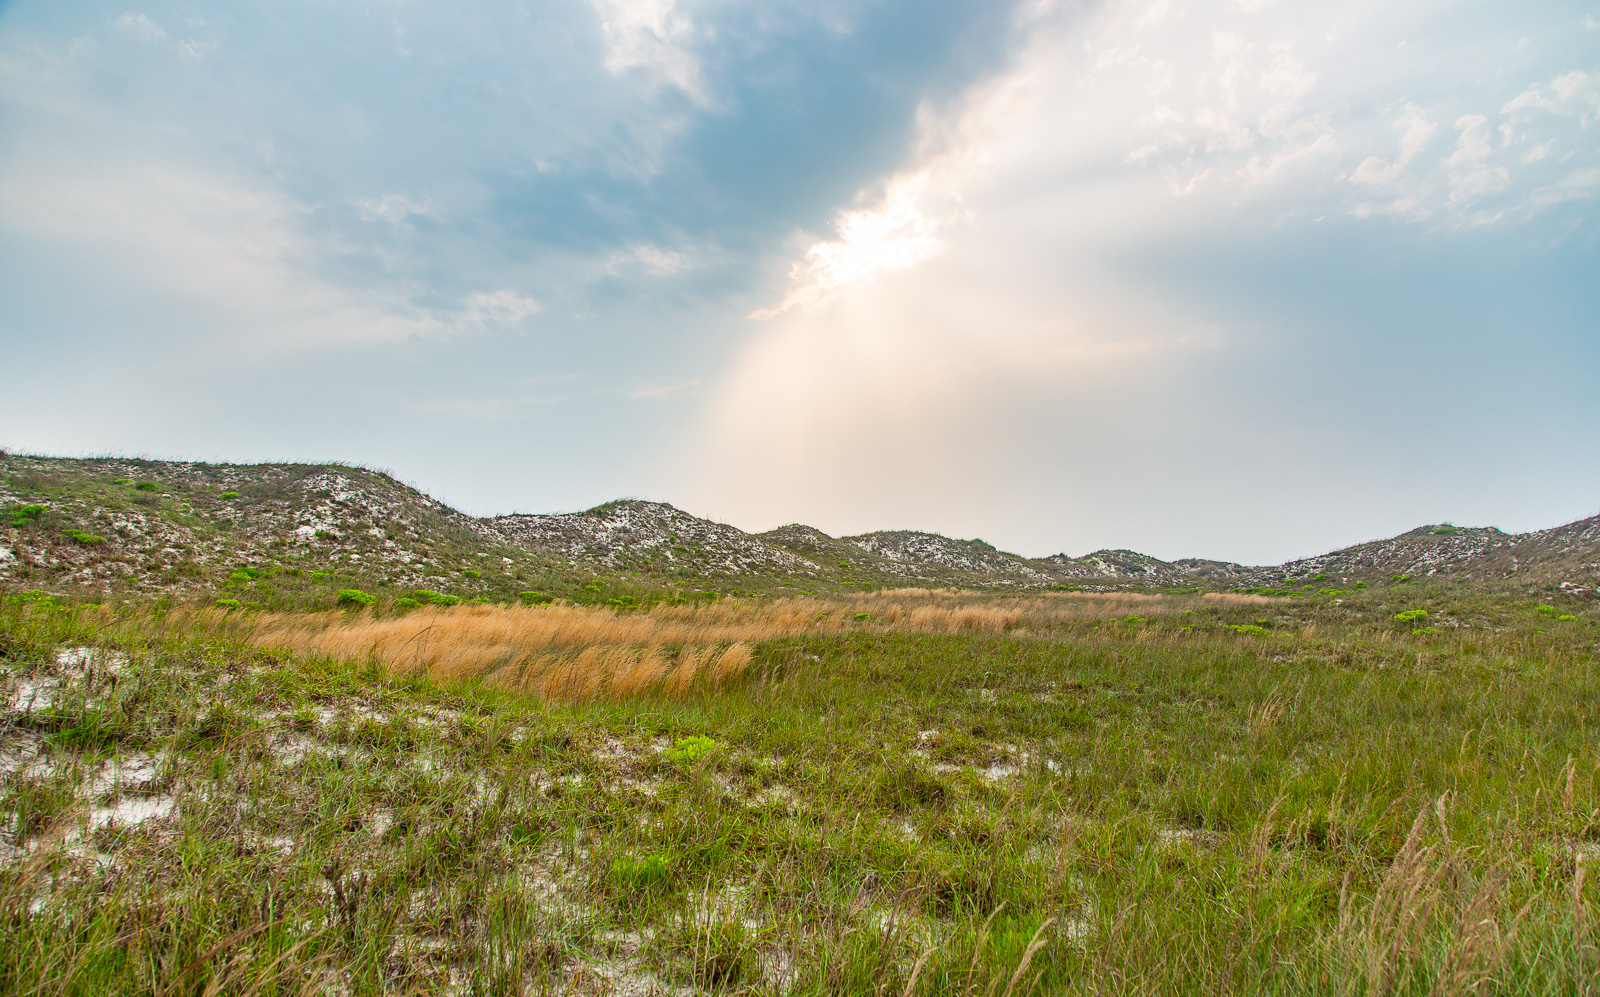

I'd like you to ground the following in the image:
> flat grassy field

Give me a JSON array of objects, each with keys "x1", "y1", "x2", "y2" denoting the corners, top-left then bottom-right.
[{"x1": 2, "y1": 587, "x2": 1597, "y2": 995}]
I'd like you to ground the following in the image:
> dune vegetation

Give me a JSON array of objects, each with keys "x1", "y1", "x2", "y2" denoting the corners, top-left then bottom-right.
[
  {"x1": 237, "y1": 591, "x2": 1244, "y2": 701},
  {"x1": 2, "y1": 584, "x2": 1598, "y2": 995}
]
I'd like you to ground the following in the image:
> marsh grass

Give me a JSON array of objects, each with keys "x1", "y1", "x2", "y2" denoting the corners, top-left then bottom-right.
[
  {"x1": 236, "y1": 591, "x2": 1252, "y2": 702},
  {"x1": 2, "y1": 586, "x2": 1598, "y2": 994}
]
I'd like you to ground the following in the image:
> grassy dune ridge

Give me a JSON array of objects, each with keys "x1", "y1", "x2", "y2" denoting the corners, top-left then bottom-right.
[{"x1": 1, "y1": 586, "x2": 1598, "y2": 994}]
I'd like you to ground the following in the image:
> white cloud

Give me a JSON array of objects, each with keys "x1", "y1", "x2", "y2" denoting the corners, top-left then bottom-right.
[
  {"x1": 113, "y1": 12, "x2": 167, "y2": 44},
  {"x1": 629, "y1": 379, "x2": 701, "y2": 399},
  {"x1": 0, "y1": 145, "x2": 538, "y2": 349},
  {"x1": 175, "y1": 38, "x2": 214, "y2": 60},
  {"x1": 1503, "y1": 69, "x2": 1600, "y2": 125},
  {"x1": 1443, "y1": 114, "x2": 1510, "y2": 204},
  {"x1": 356, "y1": 192, "x2": 433, "y2": 225},
  {"x1": 405, "y1": 396, "x2": 557, "y2": 421},
  {"x1": 455, "y1": 290, "x2": 541, "y2": 330},
  {"x1": 1350, "y1": 105, "x2": 1437, "y2": 186},
  {"x1": 607, "y1": 244, "x2": 689, "y2": 274},
  {"x1": 589, "y1": 0, "x2": 704, "y2": 101},
  {"x1": 1527, "y1": 167, "x2": 1600, "y2": 208}
]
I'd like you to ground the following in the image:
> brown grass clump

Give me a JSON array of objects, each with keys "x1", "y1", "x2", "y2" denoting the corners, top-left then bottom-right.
[
  {"x1": 240, "y1": 590, "x2": 1209, "y2": 702},
  {"x1": 1330, "y1": 795, "x2": 1537, "y2": 995},
  {"x1": 1203, "y1": 592, "x2": 1288, "y2": 606}
]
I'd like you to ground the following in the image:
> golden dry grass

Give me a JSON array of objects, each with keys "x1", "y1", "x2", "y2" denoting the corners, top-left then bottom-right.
[
  {"x1": 241, "y1": 591, "x2": 1211, "y2": 701},
  {"x1": 1202, "y1": 592, "x2": 1288, "y2": 606}
]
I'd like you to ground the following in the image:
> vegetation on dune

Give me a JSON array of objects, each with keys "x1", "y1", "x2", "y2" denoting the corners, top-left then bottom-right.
[
  {"x1": 10, "y1": 453, "x2": 1599, "y2": 610},
  {"x1": 2, "y1": 583, "x2": 1598, "y2": 994},
  {"x1": 5, "y1": 452, "x2": 1600, "y2": 992}
]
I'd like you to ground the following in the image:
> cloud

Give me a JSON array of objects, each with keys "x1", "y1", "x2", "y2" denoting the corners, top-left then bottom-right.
[
  {"x1": 1503, "y1": 69, "x2": 1600, "y2": 125},
  {"x1": 589, "y1": 0, "x2": 704, "y2": 101},
  {"x1": 629, "y1": 379, "x2": 701, "y2": 399},
  {"x1": 356, "y1": 192, "x2": 433, "y2": 226},
  {"x1": 1527, "y1": 167, "x2": 1600, "y2": 208},
  {"x1": 1442, "y1": 114, "x2": 1510, "y2": 205},
  {"x1": 1350, "y1": 105, "x2": 1437, "y2": 186},
  {"x1": 113, "y1": 12, "x2": 167, "y2": 44},
  {"x1": 607, "y1": 244, "x2": 689, "y2": 274},
  {"x1": 454, "y1": 290, "x2": 541, "y2": 330},
  {"x1": 662, "y1": 0, "x2": 1600, "y2": 554},
  {"x1": 0, "y1": 142, "x2": 540, "y2": 349},
  {"x1": 404, "y1": 395, "x2": 558, "y2": 421}
]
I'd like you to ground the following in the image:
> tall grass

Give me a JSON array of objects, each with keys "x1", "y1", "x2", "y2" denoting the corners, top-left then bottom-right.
[
  {"x1": 3, "y1": 588, "x2": 1598, "y2": 993},
  {"x1": 240, "y1": 593, "x2": 1214, "y2": 700}
]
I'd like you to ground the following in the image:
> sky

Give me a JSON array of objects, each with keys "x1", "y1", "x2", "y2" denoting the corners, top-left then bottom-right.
[{"x1": 1, "y1": 0, "x2": 1597, "y2": 565}]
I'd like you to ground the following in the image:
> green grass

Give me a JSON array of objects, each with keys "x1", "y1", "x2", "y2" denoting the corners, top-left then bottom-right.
[
  {"x1": 336, "y1": 588, "x2": 376, "y2": 607},
  {"x1": 1, "y1": 586, "x2": 1598, "y2": 994}
]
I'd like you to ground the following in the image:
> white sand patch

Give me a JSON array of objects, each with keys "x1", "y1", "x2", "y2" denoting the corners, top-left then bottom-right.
[
  {"x1": 1156, "y1": 826, "x2": 1222, "y2": 849},
  {"x1": 0, "y1": 730, "x2": 49, "y2": 779},
  {"x1": 8, "y1": 679, "x2": 53, "y2": 712},
  {"x1": 90, "y1": 795, "x2": 176, "y2": 830},
  {"x1": 977, "y1": 762, "x2": 1019, "y2": 782}
]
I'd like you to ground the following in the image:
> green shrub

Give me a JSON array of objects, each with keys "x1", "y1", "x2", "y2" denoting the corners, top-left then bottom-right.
[
  {"x1": 518, "y1": 591, "x2": 553, "y2": 605},
  {"x1": 64, "y1": 530, "x2": 104, "y2": 546},
  {"x1": 215, "y1": 598, "x2": 242, "y2": 609},
  {"x1": 838, "y1": 560, "x2": 850, "y2": 568},
  {"x1": 135, "y1": 482, "x2": 158, "y2": 492},
  {"x1": 112, "y1": 478, "x2": 132, "y2": 485},
  {"x1": 1394, "y1": 609, "x2": 1428, "y2": 623},
  {"x1": 395, "y1": 598, "x2": 421, "y2": 611},
  {"x1": 854, "y1": 612, "x2": 871, "y2": 620},
  {"x1": 1413, "y1": 626, "x2": 1438, "y2": 635},
  {"x1": 310, "y1": 571, "x2": 331, "y2": 580},
  {"x1": 219, "y1": 491, "x2": 239, "y2": 499},
  {"x1": 1226, "y1": 624, "x2": 1270, "y2": 636},
  {"x1": 8, "y1": 504, "x2": 46, "y2": 528},
  {"x1": 461, "y1": 568, "x2": 481, "y2": 579},
  {"x1": 336, "y1": 589, "x2": 375, "y2": 608},
  {"x1": 1535, "y1": 605, "x2": 1557, "y2": 616},
  {"x1": 664, "y1": 736, "x2": 720, "y2": 766},
  {"x1": 408, "y1": 590, "x2": 461, "y2": 606},
  {"x1": 1558, "y1": 615, "x2": 1578, "y2": 622}
]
